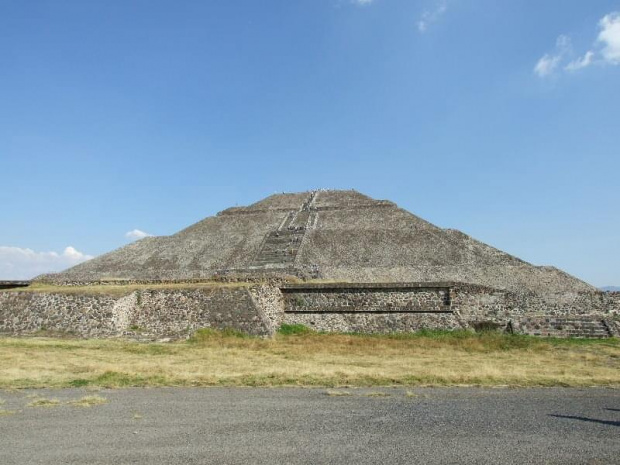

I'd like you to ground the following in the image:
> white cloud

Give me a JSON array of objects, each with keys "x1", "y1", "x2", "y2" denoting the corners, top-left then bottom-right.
[
  {"x1": 566, "y1": 51, "x2": 595, "y2": 71},
  {"x1": 534, "y1": 35, "x2": 571, "y2": 77},
  {"x1": 598, "y1": 12, "x2": 620, "y2": 64},
  {"x1": 535, "y1": 11, "x2": 620, "y2": 77},
  {"x1": 0, "y1": 246, "x2": 94, "y2": 280},
  {"x1": 534, "y1": 53, "x2": 562, "y2": 77},
  {"x1": 351, "y1": 0, "x2": 374, "y2": 5},
  {"x1": 125, "y1": 229, "x2": 153, "y2": 240},
  {"x1": 418, "y1": 1, "x2": 448, "y2": 33}
]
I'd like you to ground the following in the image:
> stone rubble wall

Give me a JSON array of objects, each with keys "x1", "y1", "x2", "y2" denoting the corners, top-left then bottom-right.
[
  {"x1": 280, "y1": 284, "x2": 463, "y2": 333},
  {"x1": 0, "y1": 287, "x2": 271, "y2": 340},
  {"x1": 279, "y1": 283, "x2": 619, "y2": 335},
  {"x1": 452, "y1": 285, "x2": 620, "y2": 324},
  {"x1": 281, "y1": 287, "x2": 450, "y2": 313},
  {"x1": 282, "y1": 312, "x2": 464, "y2": 333},
  {"x1": 248, "y1": 285, "x2": 286, "y2": 334},
  {"x1": 606, "y1": 319, "x2": 620, "y2": 337},
  {"x1": 606, "y1": 292, "x2": 620, "y2": 315},
  {"x1": 111, "y1": 293, "x2": 137, "y2": 332},
  {"x1": 0, "y1": 292, "x2": 118, "y2": 338},
  {"x1": 0, "y1": 285, "x2": 618, "y2": 340},
  {"x1": 513, "y1": 316, "x2": 615, "y2": 338},
  {"x1": 125, "y1": 288, "x2": 271, "y2": 338}
]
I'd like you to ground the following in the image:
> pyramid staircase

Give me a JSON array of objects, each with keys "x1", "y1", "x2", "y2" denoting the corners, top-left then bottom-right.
[
  {"x1": 249, "y1": 192, "x2": 317, "y2": 268},
  {"x1": 513, "y1": 316, "x2": 614, "y2": 338}
]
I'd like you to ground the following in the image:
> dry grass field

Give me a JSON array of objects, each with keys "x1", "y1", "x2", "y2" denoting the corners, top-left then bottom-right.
[
  {"x1": 2, "y1": 281, "x2": 253, "y2": 296},
  {"x1": 0, "y1": 327, "x2": 618, "y2": 389}
]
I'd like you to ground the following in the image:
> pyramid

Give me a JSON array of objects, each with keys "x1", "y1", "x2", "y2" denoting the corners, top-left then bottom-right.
[{"x1": 46, "y1": 190, "x2": 595, "y2": 294}]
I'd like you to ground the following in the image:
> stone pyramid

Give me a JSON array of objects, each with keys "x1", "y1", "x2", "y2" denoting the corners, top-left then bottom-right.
[{"x1": 46, "y1": 190, "x2": 595, "y2": 294}]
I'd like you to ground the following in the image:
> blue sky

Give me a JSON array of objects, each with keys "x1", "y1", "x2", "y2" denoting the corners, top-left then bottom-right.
[{"x1": 1, "y1": 0, "x2": 619, "y2": 285}]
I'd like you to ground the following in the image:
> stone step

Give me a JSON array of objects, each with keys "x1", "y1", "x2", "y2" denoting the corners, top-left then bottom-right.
[
  {"x1": 514, "y1": 317, "x2": 613, "y2": 338},
  {"x1": 254, "y1": 254, "x2": 295, "y2": 260},
  {"x1": 250, "y1": 209, "x2": 310, "y2": 268},
  {"x1": 250, "y1": 196, "x2": 315, "y2": 268},
  {"x1": 259, "y1": 247, "x2": 297, "y2": 252},
  {"x1": 259, "y1": 244, "x2": 299, "y2": 250}
]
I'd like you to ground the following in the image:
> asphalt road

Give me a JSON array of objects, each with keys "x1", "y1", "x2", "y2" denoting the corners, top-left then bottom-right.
[{"x1": 0, "y1": 387, "x2": 618, "y2": 464}]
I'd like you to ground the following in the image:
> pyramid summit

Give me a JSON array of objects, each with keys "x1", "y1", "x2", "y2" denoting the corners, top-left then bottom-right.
[{"x1": 49, "y1": 189, "x2": 593, "y2": 295}]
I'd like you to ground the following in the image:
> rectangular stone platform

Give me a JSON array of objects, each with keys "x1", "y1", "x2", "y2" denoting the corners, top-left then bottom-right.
[
  {"x1": 281, "y1": 283, "x2": 452, "y2": 314},
  {"x1": 0, "y1": 281, "x2": 30, "y2": 290}
]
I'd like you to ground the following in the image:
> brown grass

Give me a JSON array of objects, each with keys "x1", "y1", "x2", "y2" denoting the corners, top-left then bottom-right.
[
  {"x1": 362, "y1": 391, "x2": 391, "y2": 397},
  {"x1": 325, "y1": 390, "x2": 352, "y2": 396},
  {"x1": 7, "y1": 277, "x2": 342, "y2": 296},
  {"x1": 27, "y1": 397, "x2": 61, "y2": 408},
  {"x1": 0, "y1": 331, "x2": 618, "y2": 389},
  {"x1": 66, "y1": 395, "x2": 108, "y2": 407},
  {"x1": 3, "y1": 281, "x2": 252, "y2": 296}
]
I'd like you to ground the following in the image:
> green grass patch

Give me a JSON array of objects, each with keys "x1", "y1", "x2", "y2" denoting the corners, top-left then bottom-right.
[
  {"x1": 277, "y1": 324, "x2": 314, "y2": 335},
  {"x1": 68, "y1": 379, "x2": 90, "y2": 387},
  {"x1": 342, "y1": 329, "x2": 618, "y2": 351}
]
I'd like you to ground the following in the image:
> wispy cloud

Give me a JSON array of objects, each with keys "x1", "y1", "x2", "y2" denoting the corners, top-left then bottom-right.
[
  {"x1": 535, "y1": 11, "x2": 620, "y2": 77},
  {"x1": 534, "y1": 35, "x2": 572, "y2": 77},
  {"x1": 125, "y1": 229, "x2": 153, "y2": 240},
  {"x1": 417, "y1": 1, "x2": 448, "y2": 33},
  {"x1": 565, "y1": 51, "x2": 595, "y2": 71},
  {"x1": 0, "y1": 246, "x2": 94, "y2": 280},
  {"x1": 351, "y1": 0, "x2": 374, "y2": 6}
]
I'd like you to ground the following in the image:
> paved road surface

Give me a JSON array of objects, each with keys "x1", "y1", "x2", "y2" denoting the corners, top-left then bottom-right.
[{"x1": 1, "y1": 387, "x2": 618, "y2": 464}]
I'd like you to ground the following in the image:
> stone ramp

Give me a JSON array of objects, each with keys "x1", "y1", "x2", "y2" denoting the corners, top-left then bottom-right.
[
  {"x1": 513, "y1": 316, "x2": 614, "y2": 338},
  {"x1": 249, "y1": 192, "x2": 316, "y2": 269},
  {"x1": 250, "y1": 230, "x2": 305, "y2": 267}
]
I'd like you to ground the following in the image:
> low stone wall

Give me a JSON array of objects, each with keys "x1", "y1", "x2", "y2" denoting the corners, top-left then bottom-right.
[
  {"x1": 452, "y1": 284, "x2": 620, "y2": 325},
  {"x1": 0, "y1": 292, "x2": 118, "y2": 338},
  {"x1": 606, "y1": 292, "x2": 620, "y2": 315},
  {"x1": 282, "y1": 312, "x2": 464, "y2": 333},
  {"x1": 0, "y1": 281, "x2": 30, "y2": 290},
  {"x1": 280, "y1": 283, "x2": 463, "y2": 333},
  {"x1": 513, "y1": 316, "x2": 616, "y2": 338},
  {"x1": 0, "y1": 287, "x2": 271, "y2": 340},
  {"x1": 124, "y1": 288, "x2": 271, "y2": 338},
  {"x1": 1, "y1": 283, "x2": 617, "y2": 339},
  {"x1": 279, "y1": 283, "x2": 619, "y2": 335},
  {"x1": 281, "y1": 283, "x2": 451, "y2": 313},
  {"x1": 248, "y1": 285, "x2": 285, "y2": 334}
]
